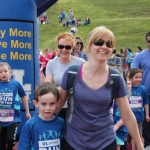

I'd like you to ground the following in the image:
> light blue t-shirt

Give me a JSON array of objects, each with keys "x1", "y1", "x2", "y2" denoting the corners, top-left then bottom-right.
[
  {"x1": 18, "y1": 114, "x2": 65, "y2": 150},
  {"x1": 127, "y1": 52, "x2": 133, "y2": 63},
  {"x1": 129, "y1": 85, "x2": 149, "y2": 122},
  {"x1": 131, "y1": 50, "x2": 150, "y2": 95},
  {"x1": 61, "y1": 65, "x2": 127, "y2": 149},
  {"x1": 0, "y1": 79, "x2": 26, "y2": 127}
]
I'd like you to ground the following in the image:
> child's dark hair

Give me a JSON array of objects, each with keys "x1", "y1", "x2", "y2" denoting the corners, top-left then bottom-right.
[
  {"x1": 0, "y1": 62, "x2": 11, "y2": 70},
  {"x1": 34, "y1": 82, "x2": 60, "y2": 102},
  {"x1": 129, "y1": 68, "x2": 143, "y2": 79}
]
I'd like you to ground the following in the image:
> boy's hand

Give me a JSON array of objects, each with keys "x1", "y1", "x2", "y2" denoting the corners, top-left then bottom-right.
[
  {"x1": 145, "y1": 115, "x2": 149, "y2": 122},
  {"x1": 26, "y1": 112, "x2": 31, "y2": 120},
  {"x1": 127, "y1": 80, "x2": 132, "y2": 88}
]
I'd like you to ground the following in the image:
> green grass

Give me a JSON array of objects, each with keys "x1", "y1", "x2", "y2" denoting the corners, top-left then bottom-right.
[{"x1": 39, "y1": 0, "x2": 150, "y2": 52}]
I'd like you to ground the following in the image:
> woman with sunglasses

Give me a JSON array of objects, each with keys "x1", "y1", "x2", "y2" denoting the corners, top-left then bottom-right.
[
  {"x1": 57, "y1": 26, "x2": 144, "y2": 150},
  {"x1": 45, "y1": 32, "x2": 85, "y2": 119},
  {"x1": 71, "y1": 37, "x2": 88, "y2": 61}
]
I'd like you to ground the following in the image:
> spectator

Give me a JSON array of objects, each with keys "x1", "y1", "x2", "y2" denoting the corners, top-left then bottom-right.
[
  {"x1": 40, "y1": 17, "x2": 44, "y2": 24},
  {"x1": 58, "y1": 10, "x2": 66, "y2": 23},
  {"x1": 71, "y1": 36, "x2": 88, "y2": 61},
  {"x1": 69, "y1": 13, "x2": 73, "y2": 20},
  {"x1": 68, "y1": 18, "x2": 73, "y2": 28},
  {"x1": 43, "y1": 13, "x2": 47, "y2": 22},
  {"x1": 72, "y1": 16, "x2": 76, "y2": 26},
  {"x1": 62, "y1": 19, "x2": 66, "y2": 27},
  {"x1": 118, "y1": 48, "x2": 124, "y2": 57},
  {"x1": 126, "y1": 48, "x2": 133, "y2": 70},
  {"x1": 40, "y1": 12, "x2": 50, "y2": 24},
  {"x1": 39, "y1": 48, "x2": 52, "y2": 77},
  {"x1": 136, "y1": 46, "x2": 142, "y2": 55},
  {"x1": 83, "y1": 17, "x2": 90, "y2": 26},
  {"x1": 76, "y1": 17, "x2": 82, "y2": 26},
  {"x1": 70, "y1": 25, "x2": 78, "y2": 34},
  {"x1": 123, "y1": 49, "x2": 128, "y2": 72},
  {"x1": 42, "y1": 12, "x2": 46, "y2": 17},
  {"x1": 70, "y1": 8, "x2": 73, "y2": 16},
  {"x1": 58, "y1": 14, "x2": 63, "y2": 23}
]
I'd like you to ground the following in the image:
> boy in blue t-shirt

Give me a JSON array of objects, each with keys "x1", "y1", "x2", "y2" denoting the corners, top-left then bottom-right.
[
  {"x1": 18, "y1": 82, "x2": 65, "y2": 150},
  {"x1": 0, "y1": 62, "x2": 31, "y2": 150},
  {"x1": 127, "y1": 68, "x2": 149, "y2": 149}
]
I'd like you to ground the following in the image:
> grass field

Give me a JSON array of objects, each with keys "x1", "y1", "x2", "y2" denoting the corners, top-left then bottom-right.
[{"x1": 39, "y1": 0, "x2": 150, "y2": 52}]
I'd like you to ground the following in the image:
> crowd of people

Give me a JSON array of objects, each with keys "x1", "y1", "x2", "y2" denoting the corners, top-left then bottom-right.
[
  {"x1": 109, "y1": 46, "x2": 143, "y2": 74},
  {"x1": 58, "y1": 8, "x2": 91, "y2": 35},
  {"x1": 1, "y1": 26, "x2": 150, "y2": 150}
]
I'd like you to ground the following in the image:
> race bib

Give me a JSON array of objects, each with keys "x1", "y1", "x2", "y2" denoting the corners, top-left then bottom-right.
[
  {"x1": 38, "y1": 139, "x2": 60, "y2": 150},
  {"x1": 129, "y1": 96, "x2": 142, "y2": 108},
  {"x1": 0, "y1": 109, "x2": 14, "y2": 122}
]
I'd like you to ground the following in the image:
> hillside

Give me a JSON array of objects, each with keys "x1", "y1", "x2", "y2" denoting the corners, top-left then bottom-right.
[{"x1": 39, "y1": 0, "x2": 150, "y2": 52}]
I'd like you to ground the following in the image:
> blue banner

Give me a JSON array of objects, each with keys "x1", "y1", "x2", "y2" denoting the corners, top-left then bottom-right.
[{"x1": 0, "y1": 21, "x2": 35, "y2": 110}]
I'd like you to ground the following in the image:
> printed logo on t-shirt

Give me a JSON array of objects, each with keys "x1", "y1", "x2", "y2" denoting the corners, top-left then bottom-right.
[
  {"x1": 38, "y1": 130, "x2": 61, "y2": 150},
  {"x1": 0, "y1": 88, "x2": 13, "y2": 109},
  {"x1": 129, "y1": 96, "x2": 142, "y2": 108}
]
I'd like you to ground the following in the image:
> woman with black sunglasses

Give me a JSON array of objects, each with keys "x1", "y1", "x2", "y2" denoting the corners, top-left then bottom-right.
[
  {"x1": 45, "y1": 32, "x2": 85, "y2": 119},
  {"x1": 57, "y1": 26, "x2": 144, "y2": 150},
  {"x1": 71, "y1": 37, "x2": 88, "y2": 61}
]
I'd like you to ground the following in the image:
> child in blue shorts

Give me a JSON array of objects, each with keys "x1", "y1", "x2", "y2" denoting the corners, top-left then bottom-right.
[
  {"x1": 127, "y1": 68, "x2": 149, "y2": 149},
  {"x1": 113, "y1": 69, "x2": 129, "y2": 150},
  {"x1": 18, "y1": 82, "x2": 65, "y2": 150},
  {"x1": 0, "y1": 62, "x2": 31, "y2": 150}
]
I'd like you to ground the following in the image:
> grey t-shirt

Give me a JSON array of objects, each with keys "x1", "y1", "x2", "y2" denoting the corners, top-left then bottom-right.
[
  {"x1": 61, "y1": 67, "x2": 127, "y2": 149},
  {"x1": 46, "y1": 56, "x2": 85, "y2": 87}
]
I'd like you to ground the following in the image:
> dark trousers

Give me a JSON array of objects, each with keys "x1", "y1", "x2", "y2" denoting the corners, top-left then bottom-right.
[
  {"x1": 0, "y1": 122, "x2": 18, "y2": 150},
  {"x1": 62, "y1": 138, "x2": 117, "y2": 150},
  {"x1": 142, "y1": 96, "x2": 150, "y2": 147}
]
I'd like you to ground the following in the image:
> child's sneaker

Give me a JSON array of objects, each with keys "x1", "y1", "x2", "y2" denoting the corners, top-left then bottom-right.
[{"x1": 126, "y1": 143, "x2": 132, "y2": 150}]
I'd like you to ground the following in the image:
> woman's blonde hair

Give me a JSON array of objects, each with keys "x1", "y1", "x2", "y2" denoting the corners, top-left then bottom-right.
[
  {"x1": 86, "y1": 26, "x2": 116, "y2": 53},
  {"x1": 56, "y1": 32, "x2": 75, "y2": 48},
  {"x1": 0, "y1": 62, "x2": 11, "y2": 70}
]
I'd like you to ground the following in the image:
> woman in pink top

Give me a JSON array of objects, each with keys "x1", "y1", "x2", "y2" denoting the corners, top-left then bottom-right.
[{"x1": 39, "y1": 48, "x2": 52, "y2": 77}]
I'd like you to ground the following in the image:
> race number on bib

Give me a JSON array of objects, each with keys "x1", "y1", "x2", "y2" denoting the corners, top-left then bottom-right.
[
  {"x1": 129, "y1": 96, "x2": 142, "y2": 108},
  {"x1": 38, "y1": 139, "x2": 60, "y2": 150},
  {"x1": 0, "y1": 109, "x2": 14, "y2": 122}
]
